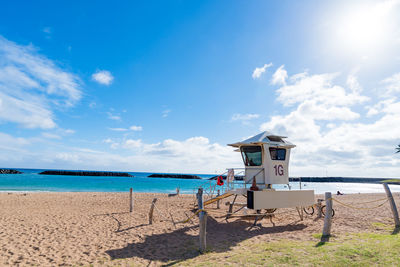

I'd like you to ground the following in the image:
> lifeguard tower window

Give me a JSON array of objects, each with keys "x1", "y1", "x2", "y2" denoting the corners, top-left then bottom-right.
[
  {"x1": 241, "y1": 146, "x2": 262, "y2": 166},
  {"x1": 269, "y1": 148, "x2": 286, "y2": 160}
]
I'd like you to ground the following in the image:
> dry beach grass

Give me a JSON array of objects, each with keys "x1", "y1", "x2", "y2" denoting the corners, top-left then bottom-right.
[{"x1": 0, "y1": 192, "x2": 399, "y2": 266}]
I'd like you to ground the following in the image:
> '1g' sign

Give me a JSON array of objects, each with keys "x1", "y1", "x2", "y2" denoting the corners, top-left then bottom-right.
[{"x1": 274, "y1": 164, "x2": 284, "y2": 176}]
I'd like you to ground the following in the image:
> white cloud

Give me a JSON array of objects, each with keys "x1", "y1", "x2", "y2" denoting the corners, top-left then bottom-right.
[
  {"x1": 103, "y1": 138, "x2": 119, "y2": 149},
  {"x1": 108, "y1": 125, "x2": 142, "y2": 132},
  {"x1": 252, "y1": 63, "x2": 273, "y2": 79},
  {"x1": 261, "y1": 68, "x2": 400, "y2": 177},
  {"x1": 63, "y1": 129, "x2": 75, "y2": 134},
  {"x1": 162, "y1": 109, "x2": 171, "y2": 118},
  {"x1": 42, "y1": 27, "x2": 52, "y2": 34},
  {"x1": 119, "y1": 136, "x2": 240, "y2": 172},
  {"x1": 0, "y1": 36, "x2": 82, "y2": 129},
  {"x1": 92, "y1": 70, "x2": 114, "y2": 85},
  {"x1": 0, "y1": 133, "x2": 241, "y2": 173},
  {"x1": 231, "y1": 113, "x2": 260, "y2": 124},
  {"x1": 109, "y1": 128, "x2": 128, "y2": 132},
  {"x1": 129, "y1": 125, "x2": 142, "y2": 131},
  {"x1": 42, "y1": 132, "x2": 62, "y2": 139},
  {"x1": 271, "y1": 65, "x2": 288, "y2": 85},
  {"x1": 106, "y1": 112, "x2": 121, "y2": 121},
  {"x1": 381, "y1": 72, "x2": 400, "y2": 96}
]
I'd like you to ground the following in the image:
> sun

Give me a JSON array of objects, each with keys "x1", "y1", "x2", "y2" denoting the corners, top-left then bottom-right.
[{"x1": 332, "y1": 1, "x2": 397, "y2": 56}]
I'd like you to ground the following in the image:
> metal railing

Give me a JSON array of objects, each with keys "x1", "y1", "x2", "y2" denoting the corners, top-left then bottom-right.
[{"x1": 195, "y1": 168, "x2": 247, "y2": 201}]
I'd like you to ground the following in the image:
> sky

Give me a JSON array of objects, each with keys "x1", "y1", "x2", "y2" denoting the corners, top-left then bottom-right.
[{"x1": 0, "y1": 0, "x2": 400, "y2": 177}]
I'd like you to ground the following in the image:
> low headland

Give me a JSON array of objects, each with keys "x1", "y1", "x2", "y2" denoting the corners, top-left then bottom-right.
[{"x1": 39, "y1": 170, "x2": 133, "y2": 177}]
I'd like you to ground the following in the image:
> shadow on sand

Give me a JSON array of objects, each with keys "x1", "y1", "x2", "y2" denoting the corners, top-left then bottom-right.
[{"x1": 105, "y1": 216, "x2": 307, "y2": 265}]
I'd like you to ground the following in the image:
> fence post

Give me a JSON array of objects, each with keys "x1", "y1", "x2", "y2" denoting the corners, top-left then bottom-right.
[
  {"x1": 217, "y1": 190, "x2": 220, "y2": 209},
  {"x1": 383, "y1": 183, "x2": 400, "y2": 228},
  {"x1": 197, "y1": 188, "x2": 207, "y2": 253},
  {"x1": 149, "y1": 198, "x2": 158, "y2": 224},
  {"x1": 317, "y1": 199, "x2": 323, "y2": 219},
  {"x1": 129, "y1": 188, "x2": 133, "y2": 213},
  {"x1": 322, "y1": 192, "x2": 333, "y2": 238}
]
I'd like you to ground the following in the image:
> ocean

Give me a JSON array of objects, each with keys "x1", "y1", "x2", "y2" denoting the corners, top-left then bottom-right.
[{"x1": 1, "y1": 168, "x2": 400, "y2": 194}]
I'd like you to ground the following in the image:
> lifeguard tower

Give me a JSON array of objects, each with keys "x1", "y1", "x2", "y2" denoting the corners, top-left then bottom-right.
[{"x1": 203, "y1": 131, "x2": 314, "y2": 213}]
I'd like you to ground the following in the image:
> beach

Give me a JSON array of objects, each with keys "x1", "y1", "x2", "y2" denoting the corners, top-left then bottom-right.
[{"x1": 0, "y1": 192, "x2": 399, "y2": 266}]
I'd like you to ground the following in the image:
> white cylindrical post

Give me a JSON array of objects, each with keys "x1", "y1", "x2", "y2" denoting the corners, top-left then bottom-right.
[
  {"x1": 322, "y1": 192, "x2": 333, "y2": 238},
  {"x1": 383, "y1": 183, "x2": 400, "y2": 228}
]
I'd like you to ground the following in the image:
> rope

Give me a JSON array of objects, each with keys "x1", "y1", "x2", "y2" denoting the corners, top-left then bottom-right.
[
  {"x1": 331, "y1": 197, "x2": 389, "y2": 210},
  {"x1": 153, "y1": 203, "x2": 174, "y2": 222},
  {"x1": 181, "y1": 209, "x2": 205, "y2": 224}
]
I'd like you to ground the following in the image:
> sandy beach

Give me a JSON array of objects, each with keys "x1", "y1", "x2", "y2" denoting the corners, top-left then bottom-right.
[{"x1": 0, "y1": 191, "x2": 399, "y2": 266}]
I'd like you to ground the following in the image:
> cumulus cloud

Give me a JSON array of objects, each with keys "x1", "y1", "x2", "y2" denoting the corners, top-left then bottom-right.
[
  {"x1": 120, "y1": 136, "x2": 240, "y2": 172},
  {"x1": 261, "y1": 68, "x2": 400, "y2": 177},
  {"x1": 271, "y1": 65, "x2": 288, "y2": 85},
  {"x1": 0, "y1": 36, "x2": 82, "y2": 129},
  {"x1": 0, "y1": 134, "x2": 241, "y2": 173},
  {"x1": 92, "y1": 70, "x2": 114, "y2": 85},
  {"x1": 381, "y1": 72, "x2": 400, "y2": 96},
  {"x1": 252, "y1": 63, "x2": 273, "y2": 79}
]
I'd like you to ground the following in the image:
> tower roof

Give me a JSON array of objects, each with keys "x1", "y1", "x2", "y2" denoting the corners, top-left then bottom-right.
[{"x1": 228, "y1": 131, "x2": 295, "y2": 148}]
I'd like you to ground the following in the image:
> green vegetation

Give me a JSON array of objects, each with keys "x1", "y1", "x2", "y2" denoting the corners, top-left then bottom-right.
[
  {"x1": 382, "y1": 179, "x2": 400, "y2": 184},
  {"x1": 175, "y1": 232, "x2": 400, "y2": 266}
]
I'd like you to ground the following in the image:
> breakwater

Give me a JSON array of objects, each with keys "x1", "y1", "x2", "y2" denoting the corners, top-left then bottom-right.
[
  {"x1": 39, "y1": 170, "x2": 133, "y2": 177},
  {"x1": 0, "y1": 169, "x2": 22, "y2": 174},
  {"x1": 148, "y1": 174, "x2": 201, "y2": 179}
]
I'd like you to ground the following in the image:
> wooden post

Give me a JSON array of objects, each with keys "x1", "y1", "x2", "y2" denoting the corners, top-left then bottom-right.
[
  {"x1": 197, "y1": 188, "x2": 207, "y2": 253},
  {"x1": 148, "y1": 198, "x2": 158, "y2": 224},
  {"x1": 129, "y1": 188, "x2": 133, "y2": 213},
  {"x1": 383, "y1": 183, "x2": 400, "y2": 228},
  {"x1": 317, "y1": 199, "x2": 323, "y2": 219},
  {"x1": 217, "y1": 190, "x2": 220, "y2": 209},
  {"x1": 322, "y1": 192, "x2": 333, "y2": 238}
]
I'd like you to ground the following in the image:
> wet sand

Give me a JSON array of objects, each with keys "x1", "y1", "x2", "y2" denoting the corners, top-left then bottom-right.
[{"x1": 0, "y1": 192, "x2": 398, "y2": 266}]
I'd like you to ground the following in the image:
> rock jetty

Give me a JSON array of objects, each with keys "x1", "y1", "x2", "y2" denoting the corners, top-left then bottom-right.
[
  {"x1": 0, "y1": 169, "x2": 22, "y2": 174},
  {"x1": 148, "y1": 174, "x2": 201, "y2": 179},
  {"x1": 39, "y1": 170, "x2": 133, "y2": 177}
]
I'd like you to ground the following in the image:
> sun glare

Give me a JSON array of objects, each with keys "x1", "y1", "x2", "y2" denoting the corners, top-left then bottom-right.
[{"x1": 332, "y1": 1, "x2": 397, "y2": 55}]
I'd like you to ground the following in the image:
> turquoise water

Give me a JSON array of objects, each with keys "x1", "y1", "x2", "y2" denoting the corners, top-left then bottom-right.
[{"x1": 1, "y1": 169, "x2": 400, "y2": 194}]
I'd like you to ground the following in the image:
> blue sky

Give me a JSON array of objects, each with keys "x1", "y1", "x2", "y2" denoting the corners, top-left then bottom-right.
[{"x1": 0, "y1": 0, "x2": 400, "y2": 176}]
